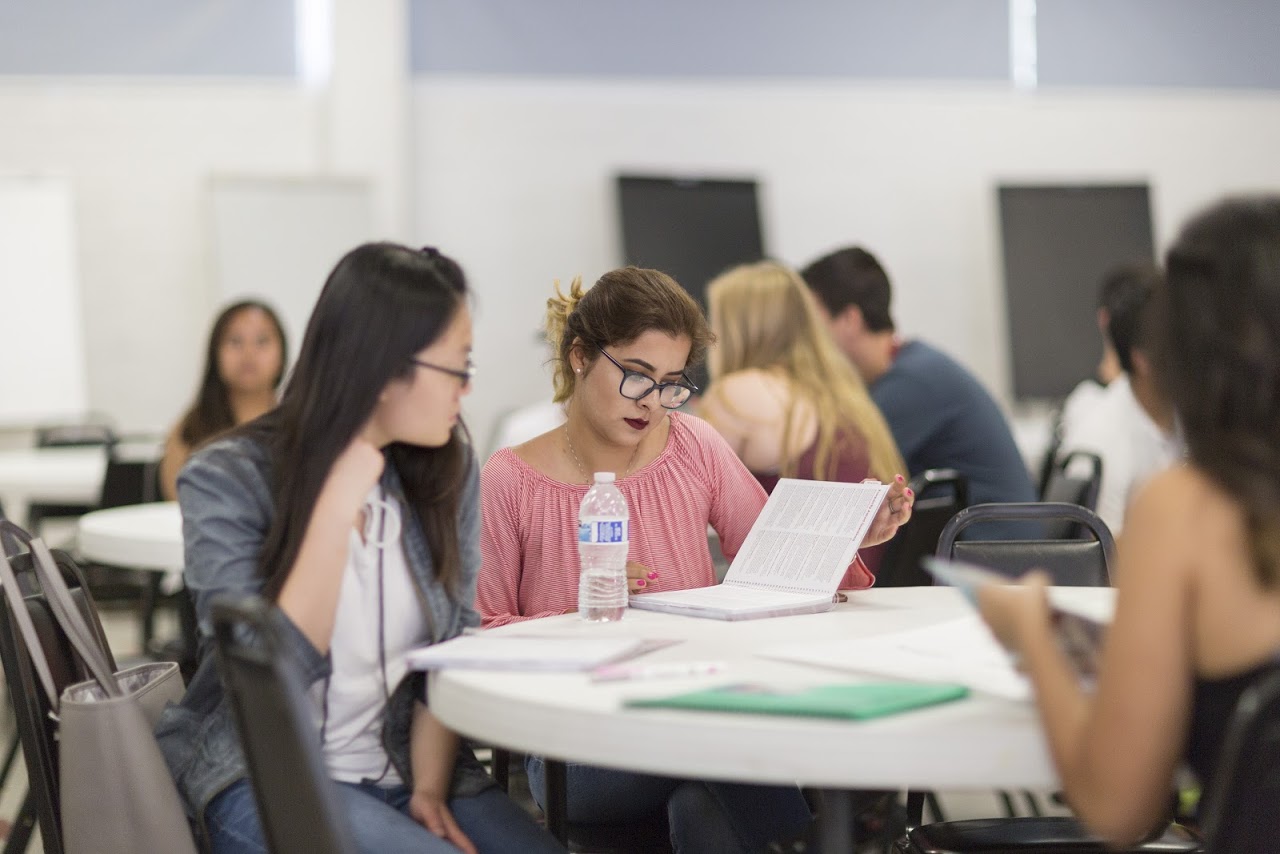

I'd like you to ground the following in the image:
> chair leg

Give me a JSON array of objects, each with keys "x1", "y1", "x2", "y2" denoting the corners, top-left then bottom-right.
[
  {"x1": 924, "y1": 792, "x2": 946, "y2": 823},
  {"x1": 999, "y1": 790, "x2": 1019, "y2": 817},
  {"x1": 544, "y1": 759, "x2": 569, "y2": 845},
  {"x1": 492, "y1": 747, "x2": 510, "y2": 792},
  {"x1": 1022, "y1": 790, "x2": 1043, "y2": 816},
  {"x1": 140, "y1": 573, "x2": 162, "y2": 653},
  {"x1": 3, "y1": 789, "x2": 36, "y2": 853},
  {"x1": 815, "y1": 789, "x2": 856, "y2": 853},
  {"x1": 0, "y1": 731, "x2": 20, "y2": 787},
  {"x1": 905, "y1": 790, "x2": 925, "y2": 828}
]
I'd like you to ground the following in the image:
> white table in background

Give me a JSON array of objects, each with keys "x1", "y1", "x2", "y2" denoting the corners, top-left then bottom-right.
[
  {"x1": 77, "y1": 501, "x2": 183, "y2": 574},
  {"x1": 0, "y1": 446, "x2": 106, "y2": 527},
  {"x1": 430, "y1": 586, "x2": 1101, "y2": 849}
]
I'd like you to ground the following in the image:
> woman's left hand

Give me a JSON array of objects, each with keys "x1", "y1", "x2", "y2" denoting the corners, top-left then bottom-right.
[
  {"x1": 861, "y1": 475, "x2": 914, "y2": 547},
  {"x1": 409, "y1": 789, "x2": 477, "y2": 854},
  {"x1": 977, "y1": 570, "x2": 1052, "y2": 658},
  {"x1": 626, "y1": 560, "x2": 659, "y2": 594}
]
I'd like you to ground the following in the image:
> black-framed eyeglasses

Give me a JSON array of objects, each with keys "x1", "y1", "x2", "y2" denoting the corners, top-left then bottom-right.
[
  {"x1": 412, "y1": 357, "x2": 475, "y2": 386},
  {"x1": 596, "y1": 347, "x2": 697, "y2": 409}
]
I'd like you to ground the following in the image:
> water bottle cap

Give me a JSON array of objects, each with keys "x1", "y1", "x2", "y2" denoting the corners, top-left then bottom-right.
[{"x1": 593, "y1": 472, "x2": 616, "y2": 483}]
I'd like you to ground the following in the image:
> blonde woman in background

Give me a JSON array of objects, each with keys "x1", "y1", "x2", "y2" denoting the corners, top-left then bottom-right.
[{"x1": 701, "y1": 260, "x2": 907, "y2": 576}]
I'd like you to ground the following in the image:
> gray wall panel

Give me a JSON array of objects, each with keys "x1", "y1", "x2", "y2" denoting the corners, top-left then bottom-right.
[
  {"x1": 0, "y1": 0, "x2": 295, "y2": 77},
  {"x1": 409, "y1": 0, "x2": 1010, "y2": 80},
  {"x1": 1038, "y1": 0, "x2": 1280, "y2": 89}
]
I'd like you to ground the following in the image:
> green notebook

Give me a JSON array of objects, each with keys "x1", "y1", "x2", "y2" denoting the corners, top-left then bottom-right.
[{"x1": 625, "y1": 682, "x2": 969, "y2": 720}]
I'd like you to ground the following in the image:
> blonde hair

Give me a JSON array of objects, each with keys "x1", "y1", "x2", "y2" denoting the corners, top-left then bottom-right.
[
  {"x1": 545, "y1": 267, "x2": 715, "y2": 403},
  {"x1": 707, "y1": 261, "x2": 906, "y2": 482}
]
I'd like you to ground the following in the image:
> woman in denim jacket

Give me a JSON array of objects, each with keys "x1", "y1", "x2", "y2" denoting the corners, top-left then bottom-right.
[{"x1": 156, "y1": 244, "x2": 564, "y2": 854}]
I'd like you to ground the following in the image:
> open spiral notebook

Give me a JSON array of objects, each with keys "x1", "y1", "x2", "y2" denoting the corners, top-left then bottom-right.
[{"x1": 629, "y1": 478, "x2": 890, "y2": 621}]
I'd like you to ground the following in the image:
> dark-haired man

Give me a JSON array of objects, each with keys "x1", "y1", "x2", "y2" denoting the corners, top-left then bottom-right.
[{"x1": 801, "y1": 246, "x2": 1036, "y2": 520}]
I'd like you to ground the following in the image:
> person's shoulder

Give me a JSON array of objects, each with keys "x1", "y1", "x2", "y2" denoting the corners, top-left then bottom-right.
[
  {"x1": 1125, "y1": 465, "x2": 1209, "y2": 537},
  {"x1": 183, "y1": 432, "x2": 267, "y2": 481}
]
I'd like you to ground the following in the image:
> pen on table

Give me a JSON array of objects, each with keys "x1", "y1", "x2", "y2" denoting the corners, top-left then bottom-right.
[{"x1": 590, "y1": 660, "x2": 726, "y2": 683}]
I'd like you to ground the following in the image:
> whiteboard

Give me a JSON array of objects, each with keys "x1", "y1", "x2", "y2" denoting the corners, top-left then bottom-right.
[
  {"x1": 209, "y1": 176, "x2": 376, "y2": 364},
  {"x1": 0, "y1": 175, "x2": 88, "y2": 426}
]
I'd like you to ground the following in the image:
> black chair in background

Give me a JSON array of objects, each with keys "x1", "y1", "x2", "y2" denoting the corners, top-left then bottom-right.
[
  {"x1": 210, "y1": 596, "x2": 357, "y2": 854},
  {"x1": 877, "y1": 469, "x2": 969, "y2": 588},
  {"x1": 24, "y1": 422, "x2": 117, "y2": 535},
  {"x1": 1198, "y1": 668, "x2": 1280, "y2": 851},
  {"x1": 894, "y1": 501, "x2": 1200, "y2": 853},
  {"x1": 1040, "y1": 451, "x2": 1105, "y2": 539},
  {"x1": 936, "y1": 502, "x2": 1116, "y2": 587},
  {"x1": 0, "y1": 541, "x2": 118, "y2": 854}
]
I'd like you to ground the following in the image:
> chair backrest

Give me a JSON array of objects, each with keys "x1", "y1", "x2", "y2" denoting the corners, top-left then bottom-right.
[
  {"x1": 1040, "y1": 451, "x2": 1104, "y2": 538},
  {"x1": 935, "y1": 502, "x2": 1116, "y2": 587},
  {"x1": 1199, "y1": 668, "x2": 1280, "y2": 851},
  {"x1": 211, "y1": 596, "x2": 357, "y2": 854},
  {"x1": 0, "y1": 543, "x2": 118, "y2": 854},
  {"x1": 878, "y1": 469, "x2": 970, "y2": 587},
  {"x1": 98, "y1": 439, "x2": 164, "y2": 509},
  {"x1": 35, "y1": 422, "x2": 116, "y2": 449}
]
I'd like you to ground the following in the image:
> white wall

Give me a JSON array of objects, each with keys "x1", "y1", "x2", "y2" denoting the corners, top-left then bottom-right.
[
  {"x1": 413, "y1": 77, "x2": 1280, "y2": 442},
  {"x1": 4, "y1": 72, "x2": 1280, "y2": 445},
  {"x1": 0, "y1": 80, "x2": 320, "y2": 434}
]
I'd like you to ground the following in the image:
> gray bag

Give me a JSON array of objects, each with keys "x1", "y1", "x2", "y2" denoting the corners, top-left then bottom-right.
[{"x1": 0, "y1": 527, "x2": 196, "y2": 854}]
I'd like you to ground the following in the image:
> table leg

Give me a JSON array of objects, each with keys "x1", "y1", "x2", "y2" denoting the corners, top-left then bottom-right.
[
  {"x1": 815, "y1": 788, "x2": 856, "y2": 853},
  {"x1": 544, "y1": 758, "x2": 568, "y2": 845}
]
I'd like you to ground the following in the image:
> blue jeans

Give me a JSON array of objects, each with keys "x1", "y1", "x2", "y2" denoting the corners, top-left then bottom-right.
[
  {"x1": 525, "y1": 756, "x2": 812, "y2": 854},
  {"x1": 205, "y1": 778, "x2": 565, "y2": 854}
]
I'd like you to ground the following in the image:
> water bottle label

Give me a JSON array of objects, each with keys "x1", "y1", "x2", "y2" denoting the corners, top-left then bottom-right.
[{"x1": 578, "y1": 517, "x2": 629, "y2": 544}]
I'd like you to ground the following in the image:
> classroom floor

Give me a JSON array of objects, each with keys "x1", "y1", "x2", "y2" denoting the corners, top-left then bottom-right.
[{"x1": 0, "y1": 602, "x2": 1069, "y2": 854}]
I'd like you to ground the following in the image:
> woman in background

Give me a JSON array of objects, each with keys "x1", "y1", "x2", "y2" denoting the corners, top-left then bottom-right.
[
  {"x1": 160, "y1": 299, "x2": 287, "y2": 499},
  {"x1": 701, "y1": 260, "x2": 906, "y2": 576},
  {"x1": 978, "y1": 197, "x2": 1280, "y2": 844}
]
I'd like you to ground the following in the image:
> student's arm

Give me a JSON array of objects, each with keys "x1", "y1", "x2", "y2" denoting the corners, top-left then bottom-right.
[
  {"x1": 476, "y1": 455, "x2": 564, "y2": 627},
  {"x1": 407, "y1": 702, "x2": 477, "y2": 854},
  {"x1": 276, "y1": 438, "x2": 384, "y2": 652},
  {"x1": 979, "y1": 470, "x2": 1194, "y2": 844},
  {"x1": 453, "y1": 455, "x2": 483, "y2": 632},
  {"x1": 160, "y1": 426, "x2": 190, "y2": 502}
]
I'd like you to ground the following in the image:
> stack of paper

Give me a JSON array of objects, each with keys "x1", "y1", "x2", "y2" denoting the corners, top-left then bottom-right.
[
  {"x1": 406, "y1": 635, "x2": 670, "y2": 672},
  {"x1": 761, "y1": 617, "x2": 1031, "y2": 701}
]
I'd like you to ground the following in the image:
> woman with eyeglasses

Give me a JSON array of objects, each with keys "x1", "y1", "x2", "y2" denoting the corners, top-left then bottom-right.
[
  {"x1": 156, "y1": 243, "x2": 564, "y2": 854},
  {"x1": 477, "y1": 266, "x2": 912, "y2": 853}
]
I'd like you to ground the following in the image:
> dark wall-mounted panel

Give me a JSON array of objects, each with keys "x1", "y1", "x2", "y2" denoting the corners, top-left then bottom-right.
[
  {"x1": 411, "y1": 0, "x2": 1010, "y2": 80},
  {"x1": 998, "y1": 185, "x2": 1156, "y2": 401},
  {"x1": 1038, "y1": 0, "x2": 1280, "y2": 90},
  {"x1": 0, "y1": 0, "x2": 295, "y2": 77}
]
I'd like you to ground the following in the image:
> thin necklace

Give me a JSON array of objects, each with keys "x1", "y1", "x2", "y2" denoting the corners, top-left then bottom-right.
[{"x1": 563, "y1": 424, "x2": 641, "y2": 483}]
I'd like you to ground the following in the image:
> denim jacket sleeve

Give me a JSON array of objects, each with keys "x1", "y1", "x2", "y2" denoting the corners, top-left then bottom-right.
[{"x1": 177, "y1": 437, "x2": 327, "y2": 684}]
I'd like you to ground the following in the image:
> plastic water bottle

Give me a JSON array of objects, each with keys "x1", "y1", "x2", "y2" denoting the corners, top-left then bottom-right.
[{"x1": 577, "y1": 472, "x2": 629, "y2": 622}]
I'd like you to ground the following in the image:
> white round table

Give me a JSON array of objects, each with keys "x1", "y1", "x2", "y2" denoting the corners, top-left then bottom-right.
[
  {"x1": 0, "y1": 446, "x2": 106, "y2": 526},
  {"x1": 430, "y1": 587, "x2": 1104, "y2": 848},
  {"x1": 432, "y1": 587, "x2": 1065, "y2": 791},
  {"x1": 77, "y1": 501, "x2": 183, "y2": 574}
]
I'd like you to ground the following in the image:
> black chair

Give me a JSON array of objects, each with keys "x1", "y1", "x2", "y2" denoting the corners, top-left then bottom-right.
[
  {"x1": 878, "y1": 469, "x2": 970, "y2": 588},
  {"x1": 24, "y1": 422, "x2": 117, "y2": 535},
  {"x1": 1197, "y1": 668, "x2": 1280, "y2": 851},
  {"x1": 0, "y1": 539, "x2": 118, "y2": 854},
  {"x1": 1040, "y1": 451, "x2": 1104, "y2": 539},
  {"x1": 936, "y1": 503, "x2": 1116, "y2": 587},
  {"x1": 210, "y1": 596, "x2": 357, "y2": 854}
]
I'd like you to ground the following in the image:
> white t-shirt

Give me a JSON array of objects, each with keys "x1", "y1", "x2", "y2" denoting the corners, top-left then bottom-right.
[
  {"x1": 1058, "y1": 375, "x2": 1182, "y2": 535},
  {"x1": 310, "y1": 485, "x2": 425, "y2": 785}
]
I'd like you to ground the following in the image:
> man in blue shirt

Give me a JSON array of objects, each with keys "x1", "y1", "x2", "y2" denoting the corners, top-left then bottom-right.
[{"x1": 800, "y1": 246, "x2": 1036, "y2": 516}]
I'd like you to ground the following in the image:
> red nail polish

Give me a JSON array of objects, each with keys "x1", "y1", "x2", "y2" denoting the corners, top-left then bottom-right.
[
  {"x1": 896, "y1": 474, "x2": 905, "y2": 482},
  {"x1": 647, "y1": 570, "x2": 659, "y2": 580},
  {"x1": 637, "y1": 578, "x2": 646, "y2": 587},
  {"x1": 906, "y1": 489, "x2": 914, "y2": 496}
]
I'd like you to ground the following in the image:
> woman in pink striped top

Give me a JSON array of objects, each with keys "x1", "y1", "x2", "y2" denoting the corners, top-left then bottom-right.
[{"x1": 478, "y1": 266, "x2": 912, "y2": 853}]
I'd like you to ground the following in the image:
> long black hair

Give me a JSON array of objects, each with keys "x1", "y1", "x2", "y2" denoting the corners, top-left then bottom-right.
[
  {"x1": 242, "y1": 243, "x2": 472, "y2": 599},
  {"x1": 1158, "y1": 197, "x2": 1280, "y2": 586},
  {"x1": 177, "y1": 300, "x2": 287, "y2": 449}
]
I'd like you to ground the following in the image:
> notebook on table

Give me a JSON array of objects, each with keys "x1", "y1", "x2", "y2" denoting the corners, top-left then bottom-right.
[
  {"x1": 626, "y1": 682, "x2": 969, "y2": 720},
  {"x1": 629, "y1": 478, "x2": 890, "y2": 621}
]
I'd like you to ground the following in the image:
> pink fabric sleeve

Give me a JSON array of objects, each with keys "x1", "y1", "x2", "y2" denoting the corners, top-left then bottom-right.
[{"x1": 477, "y1": 453, "x2": 565, "y2": 628}]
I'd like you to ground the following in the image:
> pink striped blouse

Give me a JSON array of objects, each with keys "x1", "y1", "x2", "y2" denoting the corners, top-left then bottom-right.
[{"x1": 477, "y1": 412, "x2": 873, "y2": 628}]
